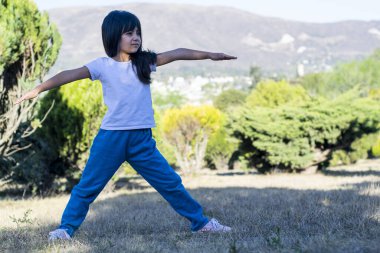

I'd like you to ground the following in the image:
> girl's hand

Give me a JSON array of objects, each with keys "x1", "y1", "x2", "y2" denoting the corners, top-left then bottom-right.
[
  {"x1": 14, "y1": 88, "x2": 40, "y2": 105},
  {"x1": 209, "y1": 53, "x2": 237, "y2": 61}
]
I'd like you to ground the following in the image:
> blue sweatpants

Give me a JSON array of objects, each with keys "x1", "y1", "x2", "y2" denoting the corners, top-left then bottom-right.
[{"x1": 58, "y1": 128, "x2": 209, "y2": 237}]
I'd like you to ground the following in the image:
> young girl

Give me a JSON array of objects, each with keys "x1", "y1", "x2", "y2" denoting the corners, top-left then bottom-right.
[{"x1": 15, "y1": 10, "x2": 237, "y2": 240}]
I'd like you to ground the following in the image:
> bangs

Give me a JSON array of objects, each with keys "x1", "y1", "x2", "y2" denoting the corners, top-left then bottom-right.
[{"x1": 121, "y1": 18, "x2": 140, "y2": 34}]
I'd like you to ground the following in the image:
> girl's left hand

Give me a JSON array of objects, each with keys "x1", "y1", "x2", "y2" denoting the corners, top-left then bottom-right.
[{"x1": 209, "y1": 53, "x2": 237, "y2": 61}]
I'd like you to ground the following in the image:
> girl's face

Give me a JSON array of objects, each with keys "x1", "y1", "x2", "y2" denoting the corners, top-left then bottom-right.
[{"x1": 119, "y1": 27, "x2": 141, "y2": 55}]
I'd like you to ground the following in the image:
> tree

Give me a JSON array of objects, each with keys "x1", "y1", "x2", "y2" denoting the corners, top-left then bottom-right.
[
  {"x1": 152, "y1": 90, "x2": 186, "y2": 110},
  {"x1": 213, "y1": 89, "x2": 247, "y2": 113},
  {"x1": 249, "y1": 66, "x2": 262, "y2": 89},
  {"x1": 160, "y1": 105, "x2": 222, "y2": 173},
  {"x1": 245, "y1": 79, "x2": 310, "y2": 108},
  {"x1": 0, "y1": 0, "x2": 61, "y2": 182}
]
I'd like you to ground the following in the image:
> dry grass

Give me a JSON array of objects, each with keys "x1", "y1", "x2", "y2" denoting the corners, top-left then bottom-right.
[{"x1": 0, "y1": 160, "x2": 379, "y2": 253}]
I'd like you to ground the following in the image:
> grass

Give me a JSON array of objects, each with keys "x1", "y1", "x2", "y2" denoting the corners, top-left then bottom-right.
[{"x1": 0, "y1": 160, "x2": 379, "y2": 253}]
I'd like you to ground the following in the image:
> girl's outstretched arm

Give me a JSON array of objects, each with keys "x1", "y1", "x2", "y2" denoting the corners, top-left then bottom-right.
[
  {"x1": 156, "y1": 48, "x2": 237, "y2": 66},
  {"x1": 14, "y1": 67, "x2": 90, "y2": 104}
]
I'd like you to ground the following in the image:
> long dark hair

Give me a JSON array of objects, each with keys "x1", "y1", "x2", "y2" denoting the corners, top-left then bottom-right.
[{"x1": 101, "y1": 10, "x2": 157, "y2": 84}]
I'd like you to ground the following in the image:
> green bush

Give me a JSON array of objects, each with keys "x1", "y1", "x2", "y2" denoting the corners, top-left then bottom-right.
[
  {"x1": 372, "y1": 135, "x2": 380, "y2": 157},
  {"x1": 245, "y1": 79, "x2": 310, "y2": 108},
  {"x1": 12, "y1": 79, "x2": 107, "y2": 194},
  {"x1": 330, "y1": 150, "x2": 351, "y2": 166},
  {"x1": 161, "y1": 105, "x2": 223, "y2": 173},
  {"x1": 330, "y1": 132, "x2": 380, "y2": 166},
  {"x1": 205, "y1": 114, "x2": 239, "y2": 170},
  {"x1": 349, "y1": 133, "x2": 379, "y2": 161},
  {"x1": 36, "y1": 80, "x2": 106, "y2": 167},
  {"x1": 152, "y1": 106, "x2": 177, "y2": 167},
  {"x1": 213, "y1": 89, "x2": 248, "y2": 113},
  {"x1": 229, "y1": 88, "x2": 380, "y2": 173}
]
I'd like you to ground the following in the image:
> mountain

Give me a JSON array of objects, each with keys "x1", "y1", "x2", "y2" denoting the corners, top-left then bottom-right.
[{"x1": 46, "y1": 2, "x2": 380, "y2": 77}]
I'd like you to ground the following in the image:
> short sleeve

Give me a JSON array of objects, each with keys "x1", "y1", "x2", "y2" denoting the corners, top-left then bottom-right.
[
  {"x1": 149, "y1": 63, "x2": 157, "y2": 72},
  {"x1": 84, "y1": 58, "x2": 102, "y2": 81}
]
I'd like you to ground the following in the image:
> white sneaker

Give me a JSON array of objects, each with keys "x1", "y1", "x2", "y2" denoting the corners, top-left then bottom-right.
[
  {"x1": 48, "y1": 228, "x2": 72, "y2": 241},
  {"x1": 195, "y1": 218, "x2": 232, "y2": 233}
]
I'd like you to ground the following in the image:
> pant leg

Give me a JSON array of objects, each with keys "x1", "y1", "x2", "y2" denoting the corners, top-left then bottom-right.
[
  {"x1": 59, "y1": 129, "x2": 127, "y2": 237},
  {"x1": 125, "y1": 128, "x2": 209, "y2": 231}
]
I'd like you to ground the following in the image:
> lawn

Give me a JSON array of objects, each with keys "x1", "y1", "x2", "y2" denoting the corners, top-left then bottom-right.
[{"x1": 1, "y1": 160, "x2": 379, "y2": 252}]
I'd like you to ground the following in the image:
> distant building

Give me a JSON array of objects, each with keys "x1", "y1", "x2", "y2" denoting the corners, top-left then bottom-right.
[{"x1": 297, "y1": 63, "x2": 305, "y2": 77}]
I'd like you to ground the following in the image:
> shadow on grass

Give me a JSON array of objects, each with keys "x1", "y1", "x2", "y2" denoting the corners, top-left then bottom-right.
[
  {"x1": 1, "y1": 181, "x2": 379, "y2": 253},
  {"x1": 215, "y1": 170, "x2": 259, "y2": 176},
  {"x1": 113, "y1": 176, "x2": 151, "y2": 191},
  {"x1": 0, "y1": 175, "x2": 151, "y2": 200},
  {"x1": 321, "y1": 169, "x2": 380, "y2": 177},
  {"x1": 0, "y1": 186, "x2": 27, "y2": 200}
]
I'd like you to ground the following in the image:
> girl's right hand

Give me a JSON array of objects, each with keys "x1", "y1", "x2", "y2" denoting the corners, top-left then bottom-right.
[
  {"x1": 209, "y1": 53, "x2": 237, "y2": 61},
  {"x1": 14, "y1": 88, "x2": 40, "y2": 105}
]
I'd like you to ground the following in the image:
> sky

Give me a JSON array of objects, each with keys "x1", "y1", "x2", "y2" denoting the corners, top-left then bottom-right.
[{"x1": 33, "y1": 0, "x2": 380, "y2": 23}]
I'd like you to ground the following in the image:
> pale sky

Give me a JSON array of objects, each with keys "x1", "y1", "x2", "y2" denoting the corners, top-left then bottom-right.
[{"x1": 33, "y1": 0, "x2": 379, "y2": 23}]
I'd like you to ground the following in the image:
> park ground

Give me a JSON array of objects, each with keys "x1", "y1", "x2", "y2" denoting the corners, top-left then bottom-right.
[{"x1": 0, "y1": 159, "x2": 379, "y2": 252}]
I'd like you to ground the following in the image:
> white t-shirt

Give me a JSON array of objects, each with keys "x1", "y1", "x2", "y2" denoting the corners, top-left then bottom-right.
[{"x1": 84, "y1": 57, "x2": 157, "y2": 130}]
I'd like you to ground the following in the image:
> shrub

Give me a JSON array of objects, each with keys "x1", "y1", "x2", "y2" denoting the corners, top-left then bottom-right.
[
  {"x1": 245, "y1": 80, "x2": 310, "y2": 108},
  {"x1": 161, "y1": 105, "x2": 223, "y2": 173},
  {"x1": 213, "y1": 89, "x2": 247, "y2": 113},
  {"x1": 205, "y1": 114, "x2": 239, "y2": 170},
  {"x1": 330, "y1": 132, "x2": 380, "y2": 166},
  {"x1": 229, "y1": 88, "x2": 380, "y2": 172},
  {"x1": 11, "y1": 79, "x2": 107, "y2": 194}
]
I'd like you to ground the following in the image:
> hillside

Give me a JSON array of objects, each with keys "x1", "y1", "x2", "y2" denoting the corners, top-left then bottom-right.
[{"x1": 46, "y1": 3, "x2": 380, "y2": 77}]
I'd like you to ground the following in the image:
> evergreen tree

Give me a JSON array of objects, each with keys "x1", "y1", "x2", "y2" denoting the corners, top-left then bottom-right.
[{"x1": 0, "y1": 0, "x2": 61, "y2": 187}]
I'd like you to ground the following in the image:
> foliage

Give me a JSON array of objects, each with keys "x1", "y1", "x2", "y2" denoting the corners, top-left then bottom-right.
[
  {"x1": 161, "y1": 105, "x2": 223, "y2": 173},
  {"x1": 245, "y1": 80, "x2": 310, "y2": 108},
  {"x1": 372, "y1": 134, "x2": 380, "y2": 157},
  {"x1": 205, "y1": 113, "x2": 239, "y2": 170},
  {"x1": 330, "y1": 132, "x2": 380, "y2": 166},
  {"x1": 0, "y1": 0, "x2": 61, "y2": 193},
  {"x1": 0, "y1": 0, "x2": 61, "y2": 79},
  {"x1": 229, "y1": 88, "x2": 380, "y2": 172},
  {"x1": 152, "y1": 106, "x2": 177, "y2": 167},
  {"x1": 213, "y1": 89, "x2": 247, "y2": 113},
  {"x1": 299, "y1": 49, "x2": 380, "y2": 98},
  {"x1": 35, "y1": 80, "x2": 106, "y2": 165},
  {"x1": 152, "y1": 90, "x2": 186, "y2": 110},
  {"x1": 9, "y1": 80, "x2": 107, "y2": 194},
  {"x1": 249, "y1": 66, "x2": 262, "y2": 89}
]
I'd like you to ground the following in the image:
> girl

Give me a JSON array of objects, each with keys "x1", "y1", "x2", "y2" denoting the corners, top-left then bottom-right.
[{"x1": 15, "y1": 10, "x2": 237, "y2": 240}]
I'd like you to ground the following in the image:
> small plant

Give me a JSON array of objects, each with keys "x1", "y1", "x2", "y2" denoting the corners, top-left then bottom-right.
[
  {"x1": 266, "y1": 226, "x2": 283, "y2": 249},
  {"x1": 9, "y1": 209, "x2": 34, "y2": 228},
  {"x1": 229, "y1": 240, "x2": 238, "y2": 253}
]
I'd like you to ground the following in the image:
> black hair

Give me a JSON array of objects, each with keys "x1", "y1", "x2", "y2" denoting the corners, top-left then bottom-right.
[{"x1": 101, "y1": 10, "x2": 157, "y2": 84}]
